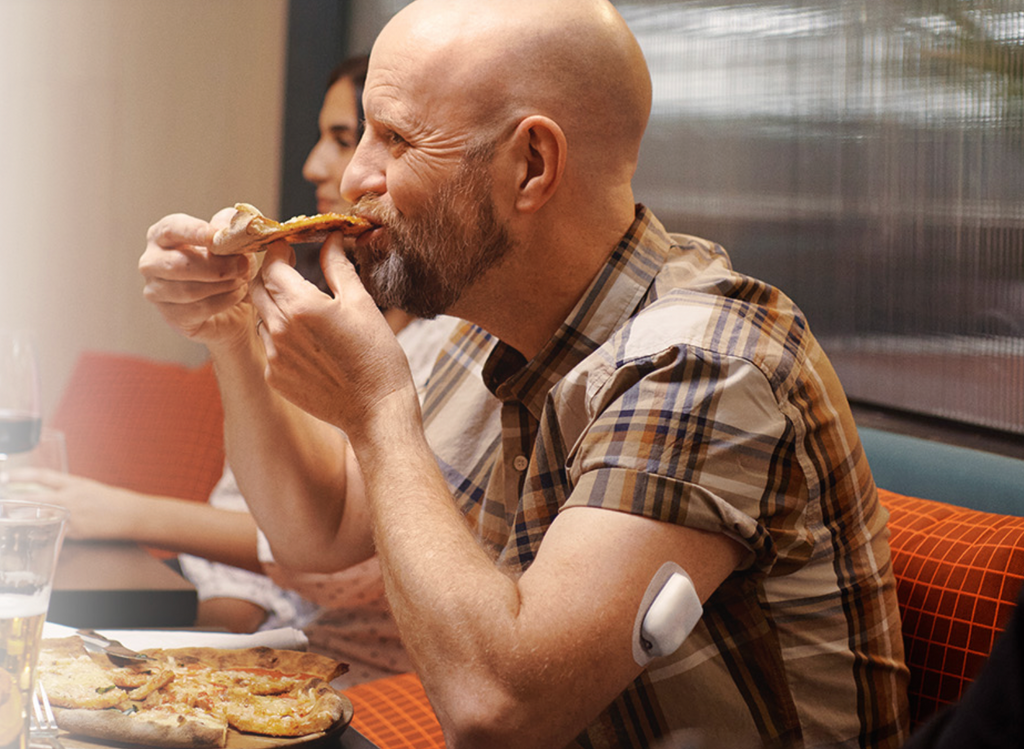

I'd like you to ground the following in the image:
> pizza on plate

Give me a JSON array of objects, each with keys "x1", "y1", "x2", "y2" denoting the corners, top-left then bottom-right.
[
  {"x1": 210, "y1": 203, "x2": 373, "y2": 256},
  {"x1": 36, "y1": 637, "x2": 351, "y2": 748}
]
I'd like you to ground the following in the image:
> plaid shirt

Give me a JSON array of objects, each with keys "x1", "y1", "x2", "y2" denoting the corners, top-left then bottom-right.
[{"x1": 421, "y1": 205, "x2": 909, "y2": 748}]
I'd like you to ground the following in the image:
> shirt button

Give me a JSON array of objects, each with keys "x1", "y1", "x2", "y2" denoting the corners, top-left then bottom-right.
[{"x1": 513, "y1": 455, "x2": 529, "y2": 472}]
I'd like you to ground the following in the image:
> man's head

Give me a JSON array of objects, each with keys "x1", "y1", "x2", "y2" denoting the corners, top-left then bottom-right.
[{"x1": 341, "y1": 0, "x2": 652, "y2": 322}]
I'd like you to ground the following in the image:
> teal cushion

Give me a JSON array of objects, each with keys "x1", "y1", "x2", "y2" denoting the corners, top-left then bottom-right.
[{"x1": 859, "y1": 427, "x2": 1024, "y2": 516}]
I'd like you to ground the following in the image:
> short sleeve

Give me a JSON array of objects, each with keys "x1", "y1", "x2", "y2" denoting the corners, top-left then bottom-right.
[
  {"x1": 564, "y1": 348, "x2": 802, "y2": 572},
  {"x1": 178, "y1": 555, "x2": 319, "y2": 631}
]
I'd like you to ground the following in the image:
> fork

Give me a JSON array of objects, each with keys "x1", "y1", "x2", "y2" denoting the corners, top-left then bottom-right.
[{"x1": 29, "y1": 681, "x2": 64, "y2": 749}]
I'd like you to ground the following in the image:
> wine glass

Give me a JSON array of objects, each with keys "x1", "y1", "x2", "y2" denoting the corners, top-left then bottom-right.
[{"x1": 0, "y1": 331, "x2": 42, "y2": 498}]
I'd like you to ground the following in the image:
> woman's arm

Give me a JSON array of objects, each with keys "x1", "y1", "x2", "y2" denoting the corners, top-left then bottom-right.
[{"x1": 11, "y1": 468, "x2": 262, "y2": 572}]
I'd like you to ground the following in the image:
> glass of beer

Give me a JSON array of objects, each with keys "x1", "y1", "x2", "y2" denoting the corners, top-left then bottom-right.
[{"x1": 0, "y1": 500, "x2": 68, "y2": 749}]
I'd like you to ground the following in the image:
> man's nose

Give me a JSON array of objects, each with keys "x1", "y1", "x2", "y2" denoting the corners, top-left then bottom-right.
[{"x1": 341, "y1": 140, "x2": 385, "y2": 205}]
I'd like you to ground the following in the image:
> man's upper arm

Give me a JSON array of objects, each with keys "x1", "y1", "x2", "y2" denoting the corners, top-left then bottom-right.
[{"x1": 513, "y1": 505, "x2": 745, "y2": 714}]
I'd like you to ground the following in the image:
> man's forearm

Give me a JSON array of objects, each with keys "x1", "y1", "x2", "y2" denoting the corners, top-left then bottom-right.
[
  {"x1": 348, "y1": 401, "x2": 537, "y2": 742},
  {"x1": 208, "y1": 333, "x2": 373, "y2": 572}
]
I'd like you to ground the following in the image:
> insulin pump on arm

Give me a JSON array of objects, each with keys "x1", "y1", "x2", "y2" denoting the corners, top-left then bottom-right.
[{"x1": 632, "y1": 562, "x2": 703, "y2": 666}]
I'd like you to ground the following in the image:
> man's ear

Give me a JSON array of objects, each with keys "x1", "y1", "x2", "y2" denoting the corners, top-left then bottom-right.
[{"x1": 511, "y1": 115, "x2": 566, "y2": 214}]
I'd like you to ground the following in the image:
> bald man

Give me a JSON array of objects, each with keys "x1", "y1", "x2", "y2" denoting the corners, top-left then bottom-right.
[{"x1": 140, "y1": 1, "x2": 909, "y2": 746}]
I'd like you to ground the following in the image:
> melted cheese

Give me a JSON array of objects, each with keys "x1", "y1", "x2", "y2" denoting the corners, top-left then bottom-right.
[{"x1": 36, "y1": 653, "x2": 127, "y2": 710}]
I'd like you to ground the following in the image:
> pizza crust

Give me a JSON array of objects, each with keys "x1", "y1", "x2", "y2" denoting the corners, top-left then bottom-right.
[
  {"x1": 210, "y1": 203, "x2": 372, "y2": 256},
  {"x1": 56, "y1": 708, "x2": 229, "y2": 749},
  {"x1": 142, "y1": 646, "x2": 348, "y2": 683}
]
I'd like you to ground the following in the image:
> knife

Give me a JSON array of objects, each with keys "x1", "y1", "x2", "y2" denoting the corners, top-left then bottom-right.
[{"x1": 76, "y1": 628, "x2": 155, "y2": 664}]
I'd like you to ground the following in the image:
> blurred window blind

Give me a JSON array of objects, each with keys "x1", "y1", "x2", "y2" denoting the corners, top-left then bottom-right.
[{"x1": 619, "y1": 0, "x2": 1024, "y2": 434}]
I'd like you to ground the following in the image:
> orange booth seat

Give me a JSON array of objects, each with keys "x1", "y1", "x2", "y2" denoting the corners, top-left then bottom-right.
[
  {"x1": 346, "y1": 673, "x2": 446, "y2": 749},
  {"x1": 50, "y1": 351, "x2": 225, "y2": 504},
  {"x1": 49, "y1": 352, "x2": 1024, "y2": 746},
  {"x1": 878, "y1": 489, "x2": 1024, "y2": 729}
]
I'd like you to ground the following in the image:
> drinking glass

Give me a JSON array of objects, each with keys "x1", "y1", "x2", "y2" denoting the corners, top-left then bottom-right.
[
  {"x1": 0, "y1": 333, "x2": 42, "y2": 499},
  {"x1": 0, "y1": 500, "x2": 68, "y2": 749}
]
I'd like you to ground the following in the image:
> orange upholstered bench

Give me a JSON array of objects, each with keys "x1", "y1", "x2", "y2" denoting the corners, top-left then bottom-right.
[
  {"x1": 51, "y1": 351, "x2": 225, "y2": 503},
  {"x1": 345, "y1": 673, "x2": 446, "y2": 748},
  {"x1": 49, "y1": 351, "x2": 226, "y2": 560},
  {"x1": 879, "y1": 488, "x2": 1024, "y2": 729}
]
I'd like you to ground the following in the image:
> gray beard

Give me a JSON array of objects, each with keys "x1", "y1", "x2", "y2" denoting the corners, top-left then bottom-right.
[{"x1": 356, "y1": 154, "x2": 515, "y2": 319}]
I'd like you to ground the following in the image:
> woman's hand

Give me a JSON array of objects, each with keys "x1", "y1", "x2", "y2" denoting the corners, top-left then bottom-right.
[{"x1": 9, "y1": 469, "x2": 146, "y2": 541}]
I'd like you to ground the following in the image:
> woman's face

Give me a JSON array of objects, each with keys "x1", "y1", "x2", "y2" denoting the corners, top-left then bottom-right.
[{"x1": 302, "y1": 77, "x2": 360, "y2": 214}]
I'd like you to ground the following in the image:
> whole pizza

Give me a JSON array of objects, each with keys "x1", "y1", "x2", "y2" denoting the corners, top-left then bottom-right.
[{"x1": 36, "y1": 637, "x2": 351, "y2": 748}]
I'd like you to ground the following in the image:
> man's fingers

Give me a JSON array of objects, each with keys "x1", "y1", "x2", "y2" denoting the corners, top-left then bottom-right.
[
  {"x1": 210, "y1": 206, "x2": 237, "y2": 230},
  {"x1": 141, "y1": 275, "x2": 246, "y2": 305},
  {"x1": 321, "y1": 233, "x2": 365, "y2": 298},
  {"x1": 257, "y1": 242, "x2": 303, "y2": 309},
  {"x1": 249, "y1": 268, "x2": 272, "y2": 318},
  {"x1": 141, "y1": 250, "x2": 249, "y2": 284},
  {"x1": 262, "y1": 240, "x2": 296, "y2": 270},
  {"x1": 152, "y1": 286, "x2": 251, "y2": 335},
  {"x1": 249, "y1": 256, "x2": 291, "y2": 335},
  {"x1": 7, "y1": 467, "x2": 62, "y2": 488},
  {"x1": 248, "y1": 272, "x2": 279, "y2": 365},
  {"x1": 146, "y1": 212, "x2": 217, "y2": 249}
]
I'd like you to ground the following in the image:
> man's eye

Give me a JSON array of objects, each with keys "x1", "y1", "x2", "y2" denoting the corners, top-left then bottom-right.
[{"x1": 385, "y1": 130, "x2": 408, "y2": 149}]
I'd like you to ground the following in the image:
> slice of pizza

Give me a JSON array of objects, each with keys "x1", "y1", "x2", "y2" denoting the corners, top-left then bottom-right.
[
  {"x1": 222, "y1": 676, "x2": 345, "y2": 737},
  {"x1": 35, "y1": 637, "x2": 130, "y2": 710},
  {"x1": 210, "y1": 202, "x2": 373, "y2": 255},
  {"x1": 38, "y1": 638, "x2": 226, "y2": 748}
]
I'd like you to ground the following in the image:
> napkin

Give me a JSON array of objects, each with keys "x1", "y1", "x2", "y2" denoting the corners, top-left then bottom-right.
[{"x1": 42, "y1": 622, "x2": 309, "y2": 651}]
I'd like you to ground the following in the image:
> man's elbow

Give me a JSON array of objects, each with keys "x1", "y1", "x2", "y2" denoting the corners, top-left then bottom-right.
[
  {"x1": 437, "y1": 685, "x2": 516, "y2": 749},
  {"x1": 437, "y1": 681, "x2": 575, "y2": 749},
  {"x1": 443, "y1": 716, "x2": 529, "y2": 749}
]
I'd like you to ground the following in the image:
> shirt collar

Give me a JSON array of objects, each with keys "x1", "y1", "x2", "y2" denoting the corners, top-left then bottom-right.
[{"x1": 482, "y1": 204, "x2": 675, "y2": 416}]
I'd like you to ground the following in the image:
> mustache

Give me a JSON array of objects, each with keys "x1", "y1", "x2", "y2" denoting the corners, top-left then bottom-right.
[{"x1": 350, "y1": 194, "x2": 397, "y2": 227}]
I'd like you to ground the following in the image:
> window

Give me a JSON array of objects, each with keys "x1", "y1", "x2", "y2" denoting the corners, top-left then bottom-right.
[{"x1": 622, "y1": 0, "x2": 1024, "y2": 435}]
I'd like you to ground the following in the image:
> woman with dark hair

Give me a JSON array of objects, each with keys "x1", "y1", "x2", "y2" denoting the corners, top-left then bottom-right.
[{"x1": 294, "y1": 54, "x2": 368, "y2": 291}]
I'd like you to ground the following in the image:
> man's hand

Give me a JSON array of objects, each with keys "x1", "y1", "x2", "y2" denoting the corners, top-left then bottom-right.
[
  {"x1": 139, "y1": 210, "x2": 260, "y2": 348},
  {"x1": 249, "y1": 234, "x2": 419, "y2": 441}
]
